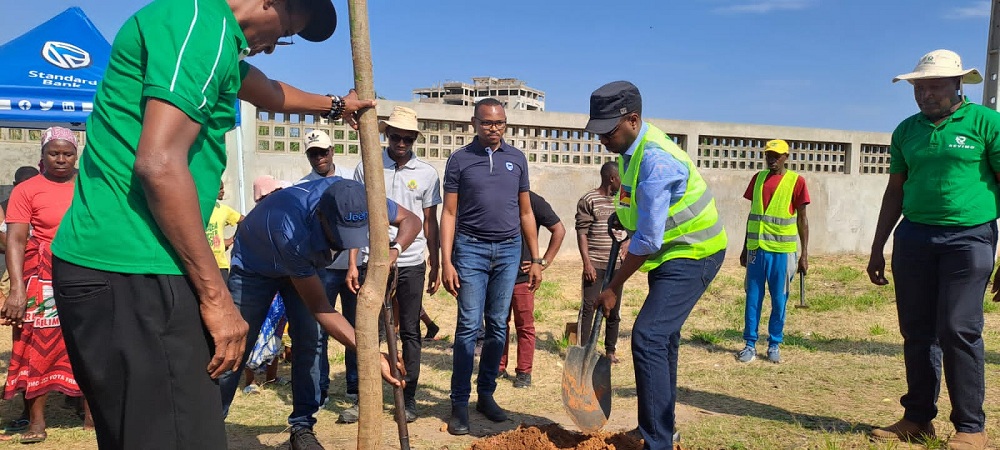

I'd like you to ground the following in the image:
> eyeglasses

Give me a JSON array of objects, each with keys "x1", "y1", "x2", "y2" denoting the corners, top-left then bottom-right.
[
  {"x1": 389, "y1": 134, "x2": 416, "y2": 145},
  {"x1": 475, "y1": 118, "x2": 507, "y2": 129},
  {"x1": 276, "y1": 35, "x2": 295, "y2": 46},
  {"x1": 306, "y1": 148, "x2": 330, "y2": 158}
]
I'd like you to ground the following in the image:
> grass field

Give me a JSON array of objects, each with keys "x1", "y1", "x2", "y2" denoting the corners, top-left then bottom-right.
[{"x1": 1, "y1": 254, "x2": 999, "y2": 449}]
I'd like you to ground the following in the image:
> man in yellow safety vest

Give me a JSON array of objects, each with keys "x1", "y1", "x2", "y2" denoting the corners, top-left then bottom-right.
[
  {"x1": 736, "y1": 139, "x2": 810, "y2": 365},
  {"x1": 588, "y1": 81, "x2": 727, "y2": 450}
]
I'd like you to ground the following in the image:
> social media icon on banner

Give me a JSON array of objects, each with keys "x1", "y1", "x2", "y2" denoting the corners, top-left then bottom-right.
[
  {"x1": 39, "y1": 101, "x2": 53, "y2": 111},
  {"x1": 0, "y1": 100, "x2": 10, "y2": 110},
  {"x1": 82, "y1": 102, "x2": 93, "y2": 112},
  {"x1": 62, "y1": 102, "x2": 75, "y2": 112},
  {"x1": 18, "y1": 100, "x2": 31, "y2": 110}
]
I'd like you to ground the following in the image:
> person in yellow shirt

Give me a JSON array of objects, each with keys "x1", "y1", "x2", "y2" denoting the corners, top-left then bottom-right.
[{"x1": 207, "y1": 181, "x2": 243, "y2": 281}]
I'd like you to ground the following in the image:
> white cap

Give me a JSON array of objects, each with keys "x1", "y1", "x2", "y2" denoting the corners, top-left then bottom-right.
[{"x1": 305, "y1": 130, "x2": 333, "y2": 150}]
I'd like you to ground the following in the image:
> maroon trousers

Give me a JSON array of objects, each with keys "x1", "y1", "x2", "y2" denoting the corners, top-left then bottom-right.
[{"x1": 499, "y1": 282, "x2": 535, "y2": 374}]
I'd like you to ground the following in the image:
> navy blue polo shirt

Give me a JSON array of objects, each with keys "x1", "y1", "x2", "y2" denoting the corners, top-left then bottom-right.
[
  {"x1": 444, "y1": 137, "x2": 530, "y2": 241},
  {"x1": 231, "y1": 177, "x2": 398, "y2": 278}
]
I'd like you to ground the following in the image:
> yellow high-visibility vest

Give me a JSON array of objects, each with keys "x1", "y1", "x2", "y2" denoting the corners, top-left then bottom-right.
[
  {"x1": 746, "y1": 170, "x2": 799, "y2": 253},
  {"x1": 615, "y1": 124, "x2": 727, "y2": 272}
]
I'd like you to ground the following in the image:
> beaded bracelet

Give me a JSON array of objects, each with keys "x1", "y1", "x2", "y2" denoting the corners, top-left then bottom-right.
[{"x1": 320, "y1": 94, "x2": 345, "y2": 121}]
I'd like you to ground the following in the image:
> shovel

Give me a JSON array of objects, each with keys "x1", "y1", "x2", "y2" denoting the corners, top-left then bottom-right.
[
  {"x1": 381, "y1": 265, "x2": 409, "y2": 450},
  {"x1": 561, "y1": 216, "x2": 628, "y2": 433},
  {"x1": 794, "y1": 273, "x2": 808, "y2": 309}
]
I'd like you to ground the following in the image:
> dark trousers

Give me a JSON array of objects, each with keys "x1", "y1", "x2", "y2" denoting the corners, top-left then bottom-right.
[
  {"x1": 891, "y1": 219, "x2": 995, "y2": 433},
  {"x1": 633, "y1": 250, "x2": 725, "y2": 450},
  {"x1": 393, "y1": 263, "x2": 426, "y2": 401},
  {"x1": 580, "y1": 266, "x2": 623, "y2": 353},
  {"x1": 52, "y1": 257, "x2": 227, "y2": 450},
  {"x1": 350, "y1": 264, "x2": 425, "y2": 401},
  {"x1": 318, "y1": 268, "x2": 359, "y2": 397}
]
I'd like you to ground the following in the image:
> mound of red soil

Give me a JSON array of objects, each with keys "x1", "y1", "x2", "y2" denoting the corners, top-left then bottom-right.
[{"x1": 468, "y1": 423, "x2": 644, "y2": 450}]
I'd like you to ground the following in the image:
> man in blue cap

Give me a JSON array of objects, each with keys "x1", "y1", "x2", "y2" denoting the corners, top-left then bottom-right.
[
  {"x1": 587, "y1": 81, "x2": 727, "y2": 450},
  {"x1": 219, "y1": 177, "x2": 420, "y2": 450}
]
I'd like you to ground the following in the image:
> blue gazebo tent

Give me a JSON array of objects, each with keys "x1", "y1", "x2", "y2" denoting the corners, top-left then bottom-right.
[{"x1": 0, "y1": 7, "x2": 110, "y2": 129}]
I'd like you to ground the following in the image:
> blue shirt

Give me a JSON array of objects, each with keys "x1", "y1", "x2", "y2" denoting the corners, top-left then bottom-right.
[
  {"x1": 623, "y1": 122, "x2": 689, "y2": 256},
  {"x1": 231, "y1": 177, "x2": 399, "y2": 278},
  {"x1": 444, "y1": 137, "x2": 530, "y2": 241}
]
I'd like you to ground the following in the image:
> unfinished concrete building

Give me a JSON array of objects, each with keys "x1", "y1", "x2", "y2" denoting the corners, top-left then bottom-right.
[{"x1": 412, "y1": 77, "x2": 545, "y2": 111}]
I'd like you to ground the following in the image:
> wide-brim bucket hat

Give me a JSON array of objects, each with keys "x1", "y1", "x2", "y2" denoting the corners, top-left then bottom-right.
[{"x1": 893, "y1": 49, "x2": 983, "y2": 84}]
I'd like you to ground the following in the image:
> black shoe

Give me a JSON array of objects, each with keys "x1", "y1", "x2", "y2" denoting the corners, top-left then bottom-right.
[
  {"x1": 475, "y1": 395, "x2": 508, "y2": 422},
  {"x1": 497, "y1": 370, "x2": 510, "y2": 380},
  {"x1": 448, "y1": 405, "x2": 470, "y2": 435},
  {"x1": 289, "y1": 427, "x2": 325, "y2": 450},
  {"x1": 403, "y1": 397, "x2": 417, "y2": 423},
  {"x1": 513, "y1": 372, "x2": 532, "y2": 388},
  {"x1": 424, "y1": 322, "x2": 440, "y2": 341}
]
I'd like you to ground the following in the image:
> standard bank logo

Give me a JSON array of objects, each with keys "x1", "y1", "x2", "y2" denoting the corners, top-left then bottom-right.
[{"x1": 42, "y1": 41, "x2": 91, "y2": 70}]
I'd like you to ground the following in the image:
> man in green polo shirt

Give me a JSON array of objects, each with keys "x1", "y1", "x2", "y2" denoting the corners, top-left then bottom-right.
[
  {"x1": 49, "y1": 1, "x2": 372, "y2": 448},
  {"x1": 868, "y1": 49, "x2": 1000, "y2": 450}
]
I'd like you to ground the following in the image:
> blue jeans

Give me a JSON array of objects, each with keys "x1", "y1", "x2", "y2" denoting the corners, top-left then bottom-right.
[
  {"x1": 219, "y1": 266, "x2": 326, "y2": 430},
  {"x1": 633, "y1": 250, "x2": 725, "y2": 450},
  {"x1": 450, "y1": 233, "x2": 521, "y2": 406},
  {"x1": 743, "y1": 249, "x2": 795, "y2": 347},
  {"x1": 317, "y1": 268, "x2": 358, "y2": 398},
  {"x1": 891, "y1": 219, "x2": 995, "y2": 433}
]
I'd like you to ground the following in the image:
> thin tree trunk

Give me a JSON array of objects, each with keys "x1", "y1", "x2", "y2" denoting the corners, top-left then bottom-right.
[{"x1": 347, "y1": 1, "x2": 389, "y2": 448}]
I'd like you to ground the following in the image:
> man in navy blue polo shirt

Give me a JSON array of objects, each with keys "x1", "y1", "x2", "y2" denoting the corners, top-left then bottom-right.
[
  {"x1": 440, "y1": 98, "x2": 543, "y2": 435},
  {"x1": 218, "y1": 177, "x2": 420, "y2": 449}
]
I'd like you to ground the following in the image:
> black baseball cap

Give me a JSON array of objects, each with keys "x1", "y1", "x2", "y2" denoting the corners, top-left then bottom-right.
[
  {"x1": 585, "y1": 81, "x2": 642, "y2": 135},
  {"x1": 318, "y1": 179, "x2": 369, "y2": 250},
  {"x1": 299, "y1": 0, "x2": 338, "y2": 43}
]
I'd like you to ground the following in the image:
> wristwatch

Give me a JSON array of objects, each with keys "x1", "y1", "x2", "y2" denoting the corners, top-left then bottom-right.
[{"x1": 531, "y1": 258, "x2": 547, "y2": 267}]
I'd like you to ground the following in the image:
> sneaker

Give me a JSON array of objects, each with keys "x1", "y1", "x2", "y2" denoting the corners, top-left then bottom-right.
[
  {"x1": 735, "y1": 346, "x2": 756, "y2": 363},
  {"x1": 319, "y1": 389, "x2": 329, "y2": 408},
  {"x1": 513, "y1": 372, "x2": 532, "y2": 388},
  {"x1": 337, "y1": 402, "x2": 359, "y2": 424},
  {"x1": 404, "y1": 397, "x2": 417, "y2": 423},
  {"x1": 242, "y1": 384, "x2": 260, "y2": 395},
  {"x1": 766, "y1": 346, "x2": 781, "y2": 364},
  {"x1": 345, "y1": 391, "x2": 358, "y2": 403},
  {"x1": 948, "y1": 431, "x2": 987, "y2": 450},
  {"x1": 870, "y1": 418, "x2": 935, "y2": 442},
  {"x1": 424, "y1": 322, "x2": 440, "y2": 341},
  {"x1": 289, "y1": 427, "x2": 324, "y2": 450},
  {"x1": 497, "y1": 370, "x2": 510, "y2": 380}
]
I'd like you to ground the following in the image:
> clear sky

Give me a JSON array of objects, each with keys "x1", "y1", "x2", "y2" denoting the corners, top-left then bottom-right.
[{"x1": 2, "y1": 0, "x2": 994, "y2": 133}]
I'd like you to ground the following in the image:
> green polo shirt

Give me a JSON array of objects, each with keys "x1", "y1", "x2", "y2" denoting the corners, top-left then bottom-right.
[
  {"x1": 52, "y1": 0, "x2": 251, "y2": 275},
  {"x1": 889, "y1": 99, "x2": 1000, "y2": 226}
]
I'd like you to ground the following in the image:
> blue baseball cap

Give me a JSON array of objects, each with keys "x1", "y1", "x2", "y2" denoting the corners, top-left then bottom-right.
[{"x1": 318, "y1": 179, "x2": 369, "y2": 250}]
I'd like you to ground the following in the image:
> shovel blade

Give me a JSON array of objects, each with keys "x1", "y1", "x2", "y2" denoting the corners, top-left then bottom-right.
[{"x1": 561, "y1": 344, "x2": 612, "y2": 433}]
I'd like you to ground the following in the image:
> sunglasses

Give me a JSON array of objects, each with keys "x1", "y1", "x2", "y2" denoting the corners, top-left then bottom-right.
[
  {"x1": 306, "y1": 148, "x2": 331, "y2": 158},
  {"x1": 389, "y1": 134, "x2": 416, "y2": 145}
]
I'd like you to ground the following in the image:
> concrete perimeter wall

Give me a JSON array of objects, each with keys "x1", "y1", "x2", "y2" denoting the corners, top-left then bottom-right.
[{"x1": 0, "y1": 100, "x2": 894, "y2": 259}]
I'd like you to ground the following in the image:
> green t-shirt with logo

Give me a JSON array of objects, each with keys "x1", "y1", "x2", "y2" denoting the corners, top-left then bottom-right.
[
  {"x1": 889, "y1": 99, "x2": 1000, "y2": 226},
  {"x1": 52, "y1": 0, "x2": 250, "y2": 275}
]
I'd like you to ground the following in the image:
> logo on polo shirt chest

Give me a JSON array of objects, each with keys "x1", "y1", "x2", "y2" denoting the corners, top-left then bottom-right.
[
  {"x1": 505, "y1": 162, "x2": 514, "y2": 171},
  {"x1": 407, "y1": 179, "x2": 418, "y2": 190},
  {"x1": 948, "y1": 135, "x2": 976, "y2": 150}
]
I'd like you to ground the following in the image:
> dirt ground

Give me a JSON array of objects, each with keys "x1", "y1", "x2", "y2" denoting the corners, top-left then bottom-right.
[{"x1": 468, "y1": 424, "x2": 644, "y2": 450}]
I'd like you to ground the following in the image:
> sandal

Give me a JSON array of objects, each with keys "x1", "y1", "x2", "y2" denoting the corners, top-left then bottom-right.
[
  {"x1": 3, "y1": 419, "x2": 28, "y2": 434},
  {"x1": 19, "y1": 430, "x2": 46, "y2": 444}
]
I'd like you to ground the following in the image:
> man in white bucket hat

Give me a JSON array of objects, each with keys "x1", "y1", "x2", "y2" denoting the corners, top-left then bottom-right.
[
  {"x1": 349, "y1": 106, "x2": 442, "y2": 423},
  {"x1": 869, "y1": 49, "x2": 1000, "y2": 450}
]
